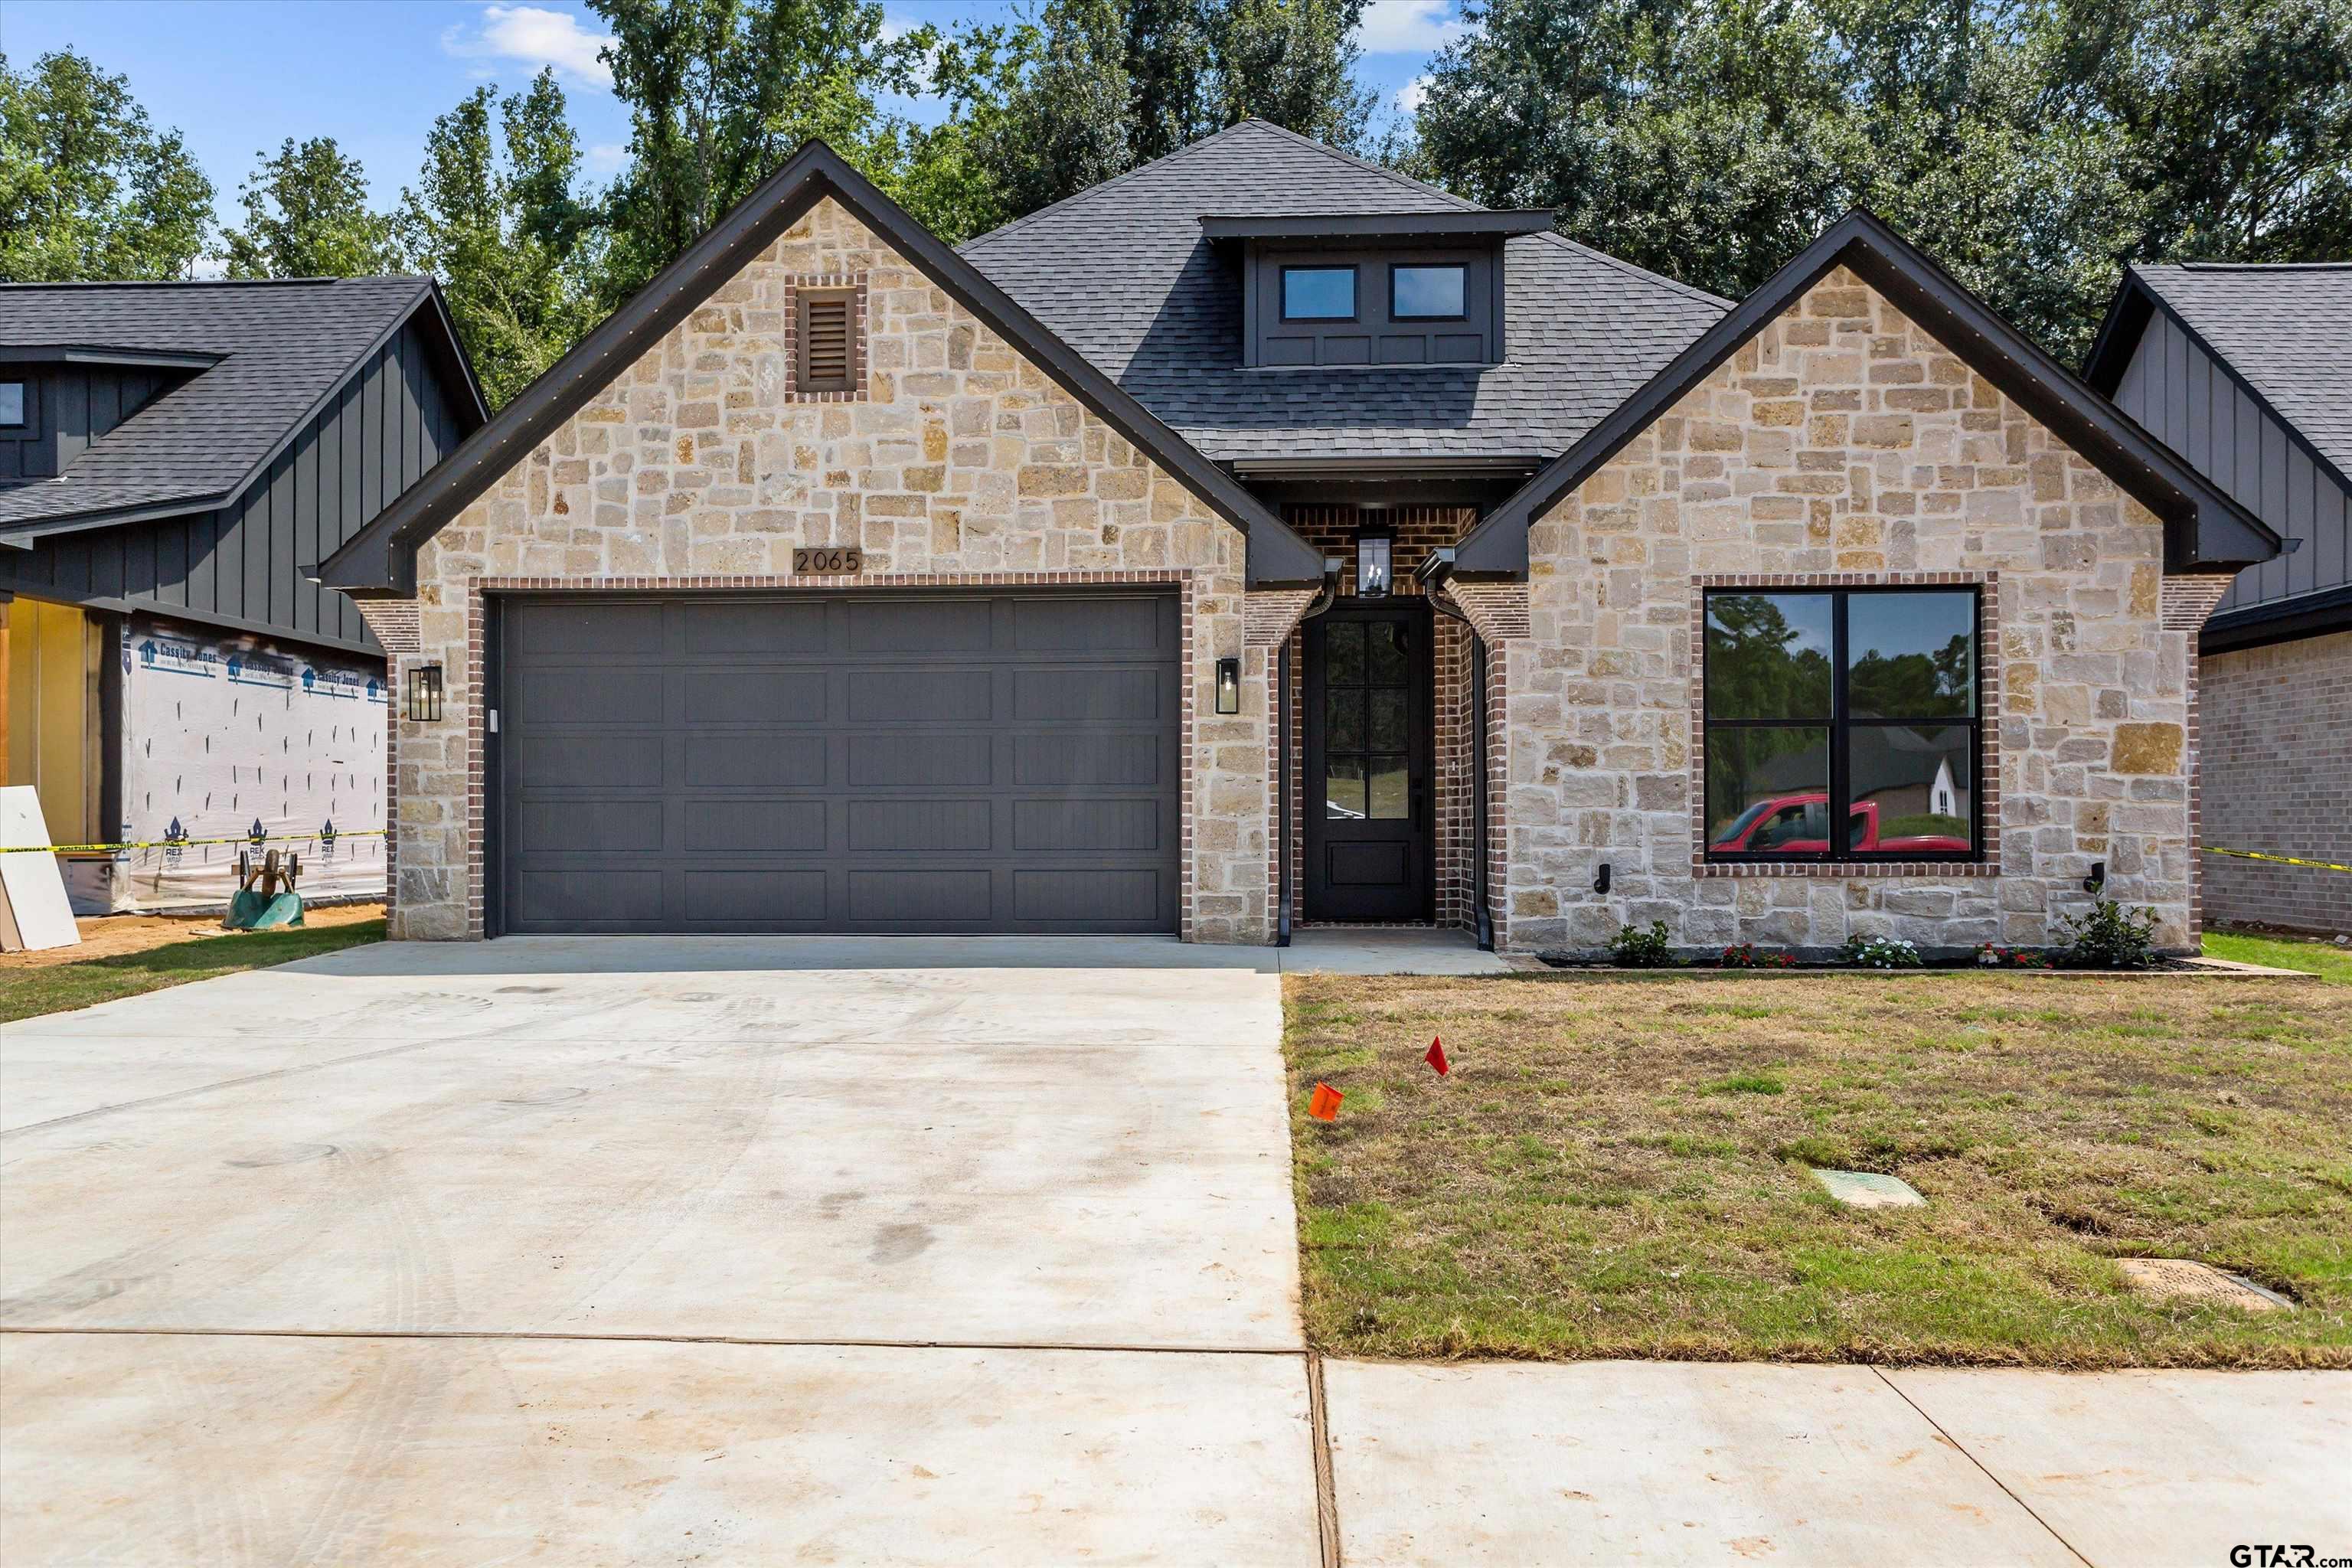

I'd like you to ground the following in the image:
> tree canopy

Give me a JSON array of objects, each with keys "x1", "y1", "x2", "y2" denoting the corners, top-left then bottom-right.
[{"x1": 0, "y1": 48, "x2": 214, "y2": 281}]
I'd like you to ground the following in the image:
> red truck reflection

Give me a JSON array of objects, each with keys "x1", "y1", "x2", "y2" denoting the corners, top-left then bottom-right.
[{"x1": 1711, "y1": 793, "x2": 1968, "y2": 854}]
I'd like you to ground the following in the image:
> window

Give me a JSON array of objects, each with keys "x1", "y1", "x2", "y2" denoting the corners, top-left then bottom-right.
[
  {"x1": 1322, "y1": 619, "x2": 1412, "y2": 820},
  {"x1": 0, "y1": 381, "x2": 24, "y2": 426},
  {"x1": 1354, "y1": 529, "x2": 1393, "y2": 597},
  {"x1": 1281, "y1": 266, "x2": 1357, "y2": 321},
  {"x1": 1703, "y1": 587, "x2": 1980, "y2": 861},
  {"x1": 795, "y1": 288, "x2": 859, "y2": 394},
  {"x1": 1390, "y1": 263, "x2": 1467, "y2": 320}
]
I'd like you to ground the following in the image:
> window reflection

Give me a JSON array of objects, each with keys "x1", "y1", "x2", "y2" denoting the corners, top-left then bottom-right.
[
  {"x1": 1705, "y1": 727, "x2": 1830, "y2": 853},
  {"x1": 1705, "y1": 593, "x2": 1833, "y2": 719},
  {"x1": 1847, "y1": 725, "x2": 1973, "y2": 851},
  {"x1": 1325, "y1": 756, "x2": 1367, "y2": 819}
]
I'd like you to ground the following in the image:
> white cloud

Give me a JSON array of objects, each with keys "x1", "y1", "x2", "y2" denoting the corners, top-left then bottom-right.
[
  {"x1": 1355, "y1": 0, "x2": 1466, "y2": 54},
  {"x1": 586, "y1": 142, "x2": 628, "y2": 174},
  {"x1": 1395, "y1": 74, "x2": 1432, "y2": 113},
  {"x1": 441, "y1": 5, "x2": 616, "y2": 90}
]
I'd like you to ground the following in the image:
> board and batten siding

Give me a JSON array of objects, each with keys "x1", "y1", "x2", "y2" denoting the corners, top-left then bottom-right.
[
  {"x1": 0, "y1": 364, "x2": 175, "y2": 482},
  {"x1": 2111, "y1": 310, "x2": 2352, "y2": 613},
  {"x1": 0, "y1": 318, "x2": 468, "y2": 653}
]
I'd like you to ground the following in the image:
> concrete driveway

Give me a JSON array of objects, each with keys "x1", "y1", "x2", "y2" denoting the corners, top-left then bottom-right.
[
  {"x1": 5, "y1": 935, "x2": 2346, "y2": 1565},
  {"x1": 2, "y1": 937, "x2": 1316, "y2": 1563}
]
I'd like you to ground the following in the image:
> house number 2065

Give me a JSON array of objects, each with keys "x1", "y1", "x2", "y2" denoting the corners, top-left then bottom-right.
[{"x1": 792, "y1": 547, "x2": 864, "y2": 573}]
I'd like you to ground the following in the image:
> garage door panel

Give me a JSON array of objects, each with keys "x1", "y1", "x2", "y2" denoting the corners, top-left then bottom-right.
[
  {"x1": 499, "y1": 594, "x2": 1179, "y2": 934},
  {"x1": 848, "y1": 799, "x2": 993, "y2": 853},
  {"x1": 681, "y1": 669, "x2": 829, "y2": 724},
  {"x1": 684, "y1": 734, "x2": 828, "y2": 789},
  {"x1": 683, "y1": 801, "x2": 828, "y2": 854},
  {"x1": 851, "y1": 869, "x2": 992, "y2": 923},
  {"x1": 511, "y1": 670, "x2": 665, "y2": 725},
  {"x1": 681, "y1": 868, "x2": 828, "y2": 923},
  {"x1": 848, "y1": 668, "x2": 992, "y2": 723},
  {"x1": 849, "y1": 733, "x2": 992, "y2": 788},
  {"x1": 678, "y1": 599, "x2": 826, "y2": 655}
]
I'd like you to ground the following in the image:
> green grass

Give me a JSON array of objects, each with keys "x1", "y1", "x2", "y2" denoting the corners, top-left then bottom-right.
[
  {"x1": 2205, "y1": 928, "x2": 2352, "y2": 985},
  {"x1": 0, "y1": 920, "x2": 386, "y2": 1024},
  {"x1": 1285, "y1": 969, "x2": 2352, "y2": 1368}
]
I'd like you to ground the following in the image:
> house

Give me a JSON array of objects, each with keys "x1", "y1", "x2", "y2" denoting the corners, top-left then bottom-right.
[
  {"x1": 318, "y1": 122, "x2": 2278, "y2": 953},
  {"x1": 2, "y1": 279, "x2": 487, "y2": 911},
  {"x1": 2085, "y1": 264, "x2": 2350, "y2": 934}
]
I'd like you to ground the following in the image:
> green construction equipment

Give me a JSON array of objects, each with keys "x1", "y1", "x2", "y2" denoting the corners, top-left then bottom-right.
[{"x1": 225, "y1": 847, "x2": 305, "y2": 929}]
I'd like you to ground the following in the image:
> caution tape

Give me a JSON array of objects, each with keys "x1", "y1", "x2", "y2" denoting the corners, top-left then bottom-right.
[
  {"x1": 11, "y1": 831, "x2": 388, "y2": 854},
  {"x1": 2203, "y1": 847, "x2": 2352, "y2": 874}
]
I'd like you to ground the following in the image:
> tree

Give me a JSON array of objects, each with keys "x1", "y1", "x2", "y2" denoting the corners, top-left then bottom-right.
[
  {"x1": 399, "y1": 72, "x2": 599, "y2": 407},
  {"x1": 981, "y1": 0, "x2": 1136, "y2": 216},
  {"x1": 0, "y1": 49, "x2": 214, "y2": 281},
  {"x1": 1210, "y1": 0, "x2": 1374, "y2": 151},
  {"x1": 589, "y1": 0, "x2": 919, "y2": 303},
  {"x1": 222, "y1": 136, "x2": 396, "y2": 278}
]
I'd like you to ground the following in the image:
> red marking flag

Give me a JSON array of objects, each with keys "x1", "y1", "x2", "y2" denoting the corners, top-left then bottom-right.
[
  {"x1": 1424, "y1": 1037, "x2": 1450, "y2": 1076},
  {"x1": 1308, "y1": 1083, "x2": 1344, "y2": 1121}
]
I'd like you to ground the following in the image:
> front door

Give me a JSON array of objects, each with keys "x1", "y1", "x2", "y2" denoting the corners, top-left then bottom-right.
[{"x1": 1304, "y1": 602, "x2": 1432, "y2": 921}]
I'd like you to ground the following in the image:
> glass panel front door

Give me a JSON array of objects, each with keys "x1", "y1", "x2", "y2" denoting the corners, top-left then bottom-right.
[{"x1": 1304, "y1": 603, "x2": 1431, "y2": 920}]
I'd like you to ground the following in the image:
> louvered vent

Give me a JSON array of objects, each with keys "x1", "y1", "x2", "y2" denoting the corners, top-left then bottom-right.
[{"x1": 797, "y1": 291, "x2": 857, "y2": 394}]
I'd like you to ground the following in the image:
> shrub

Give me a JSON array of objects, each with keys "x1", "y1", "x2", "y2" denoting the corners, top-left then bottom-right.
[
  {"x1": 1720, "y1": 942, "x2": 1796, "y2": 969},
  {"x1": 1608, "y1": 920, "x2": 1675, "y2": 968},
  {"x1": 1842, "y1": 933, "x2": 1923, "y2": 969},
  {"x1": 2055, "y1": 900, "x2": 2162, "y2": 969}
]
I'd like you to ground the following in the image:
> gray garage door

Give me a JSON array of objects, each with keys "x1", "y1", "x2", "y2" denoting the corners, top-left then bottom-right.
[{"x1": 495, "y1": 593, "x2": 1181, "y2": 934}]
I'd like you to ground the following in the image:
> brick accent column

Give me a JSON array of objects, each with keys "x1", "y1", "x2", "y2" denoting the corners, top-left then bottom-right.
[{"x1": 2162, "y1": 574, "x2": 2243, "y2": 942}]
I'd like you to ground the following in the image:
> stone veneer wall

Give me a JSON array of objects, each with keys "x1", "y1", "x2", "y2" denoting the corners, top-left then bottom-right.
[
  {"x1": 381, "y1": 195, "x2": 1270, "y2": 941},
  {"x1": 1507, "y1": 266, "x2": 2207, "y2": 955},
  {"x1": 2198, "y1": 629, "x2": 2351, "y2": 935}
]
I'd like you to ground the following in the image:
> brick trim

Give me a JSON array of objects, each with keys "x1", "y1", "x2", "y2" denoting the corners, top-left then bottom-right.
[
  {"x1": 459, "y1": 570, "x2": 1200, "y2": 941},
  {"x1": 780, "y1": 273, "x2": 870, "y2": 402},
  {"x1": 1687, "y1": 572, "x2": 2003, "y2": 879}
]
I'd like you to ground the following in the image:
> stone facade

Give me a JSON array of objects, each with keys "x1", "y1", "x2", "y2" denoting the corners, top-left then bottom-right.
[
  {"x1": 377, "y1": 196, "x2": 1271, "y2": 942},
  {"x1": 1503, "y1": 266, "x2": 2210, "y2": 956},
  {"x1": 2199, "y1": 629, "x2": 2352, "y2": 935}
]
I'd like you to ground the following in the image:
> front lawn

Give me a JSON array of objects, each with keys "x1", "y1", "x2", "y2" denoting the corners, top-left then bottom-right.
[
  {"x1": 2204, "y1": 927, "x2": 2352, "y2": 985},
  {"x1": 1285, "y1": 970, "x2": 2352, "y2": 1367},
  {"x1": 0, "y1": 920, "x2": 386, "y2": 1024}
]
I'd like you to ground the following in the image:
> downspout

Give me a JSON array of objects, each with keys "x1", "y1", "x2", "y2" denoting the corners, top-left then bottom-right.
[
  {"x1": 1277, "y1": 560, "x2": 1344, "y2": 949},
  {"x1": 1416, "y1": 549, "x2": 1495, "y2": 952}
]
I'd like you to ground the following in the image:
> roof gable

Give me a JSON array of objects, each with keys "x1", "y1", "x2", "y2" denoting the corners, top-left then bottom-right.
[
  {"x1": 0, "y1": 277, "x2": 486, "y2": 540},
  {"x1": 319, "y1": 139, "x2": 1322, "y2": 593},
  {"x1": 1455, "y1": 209, "x2": 2282, "y2": 577}
]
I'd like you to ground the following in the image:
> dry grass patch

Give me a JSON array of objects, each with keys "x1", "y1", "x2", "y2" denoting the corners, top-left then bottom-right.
[{"x1": 1285, "y1": 970, "x2": 2352, "y2": 1367}]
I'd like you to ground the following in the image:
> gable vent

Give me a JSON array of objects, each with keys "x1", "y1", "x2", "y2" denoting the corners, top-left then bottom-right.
[{"x1": 795, "y1": 288, "x2": 859, "y2": 395}]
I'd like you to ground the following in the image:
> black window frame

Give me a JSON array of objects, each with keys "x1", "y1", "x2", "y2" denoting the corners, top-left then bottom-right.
[
  {"x1": 1701, "y1": 585, "x2": 1983, "y2": 864},
  {"x1": 1279, "y1": 264, "x2": 1359, "y2": 322},
  {"x1": 1387, "y1": 262, "x2": 1469, "y2": 322}
]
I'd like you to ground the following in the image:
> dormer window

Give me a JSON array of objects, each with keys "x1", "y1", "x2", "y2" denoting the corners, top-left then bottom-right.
[
  {"x1": 1201, "y1": 209, "x2": 1551, "y2": 371},
  {"x1": 1391, "y1": 264, "x2": 1467, "y2": 321},
  {"x1": 1282, "y1": 266, "x2": 1357, "y2": 321},
  {"x1": 0, "y1": 382, "x2": 24, "y2": 426}
]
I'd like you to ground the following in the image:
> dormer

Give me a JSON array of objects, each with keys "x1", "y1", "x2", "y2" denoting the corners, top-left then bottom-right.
[{"x1": 1200, "y1": 210, "x2": 1553, "y2": 370}]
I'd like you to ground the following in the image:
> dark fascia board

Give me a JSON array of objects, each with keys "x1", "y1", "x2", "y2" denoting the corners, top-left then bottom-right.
[
  {"x1": 2199, "y1": 583, "x2": 2352, "y2": 654},
  {"x1": 322, "y1": 141, "x2": 1323, "y2": 594},
  {"x1": 0, "y1": 344, "x2": 223, "y2": 371},
  {"x1": 0, "y1": 282, "x2": 488, "y2": 545},
  {"x1": 1454, "y1": 209, "x2": 2283, "y2": 578},
  {"x1": 2084, "y1": 267, "x2": 2352, "y2": 511},
  {"x1": 1200, "y1": 211, "x2": 1554, "y2": 243}
]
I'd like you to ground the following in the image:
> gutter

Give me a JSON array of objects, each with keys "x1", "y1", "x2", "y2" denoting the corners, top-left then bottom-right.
[{"x1": 1277, "y1": 558, "x2": 1344, "y2": 949}]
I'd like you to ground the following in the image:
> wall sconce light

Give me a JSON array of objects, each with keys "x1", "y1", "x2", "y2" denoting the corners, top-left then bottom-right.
[
  {"x1": 1355, "y1": 529, "x2": 1393, "y2": 599},
  {"x1": 1214, "y1": 656, "x2": 1241, "y2": 715},
  {"x1": 1593, "y1": 861, "x2": 1612, "y2": 895},
  {"x1": 406, "y1": 664, "x2": 444, "y2": 723},
  {"x1": 2082, "y1": 859, "x2": 2106, "y2": 895}
]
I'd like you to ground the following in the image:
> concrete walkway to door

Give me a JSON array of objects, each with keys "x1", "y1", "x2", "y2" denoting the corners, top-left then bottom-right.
[{"x1": 3, "y1": 936, "x2": 2344, "y2": 1565}]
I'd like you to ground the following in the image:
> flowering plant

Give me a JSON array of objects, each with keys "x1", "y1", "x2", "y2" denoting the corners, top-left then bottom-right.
[
  {"x1": 1975, "y1": 942, "x2": 2053, "y2": 969},
  {"x1": 1720, "y1": 942, "x2": 1797, "y2": 969},
  {"x1": 1842, "y1": 933, "x2": 1923, "y2": 969}
]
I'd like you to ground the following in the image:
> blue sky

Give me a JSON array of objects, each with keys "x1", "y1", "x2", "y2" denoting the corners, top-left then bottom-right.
[{"x1": 1, "y1": 0, "x2": 1465, "y2": 231}]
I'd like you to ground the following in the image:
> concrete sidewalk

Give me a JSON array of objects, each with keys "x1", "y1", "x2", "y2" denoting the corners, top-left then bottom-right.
[{"x1": 3, "y1": 936, "x2": 2343, "y2": 1564}]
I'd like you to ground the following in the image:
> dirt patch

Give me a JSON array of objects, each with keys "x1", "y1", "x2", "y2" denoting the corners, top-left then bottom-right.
[{"x1": 2, "y1": 903, "x2": 385, "y2": 970}]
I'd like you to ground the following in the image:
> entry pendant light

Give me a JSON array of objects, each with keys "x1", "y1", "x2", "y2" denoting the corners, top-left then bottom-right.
[{"x1": 1215, "y1": 656, "x2": 1242, "y2": 715}]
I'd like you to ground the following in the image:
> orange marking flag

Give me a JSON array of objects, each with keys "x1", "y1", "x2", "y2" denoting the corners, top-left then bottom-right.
[
  {"x1": 1308, "y1": 1082, "x2": 1344, "y2": 1121},
  {"x1": 1424, "y1": 1037, "x2": 1449, "y2": 1076}
]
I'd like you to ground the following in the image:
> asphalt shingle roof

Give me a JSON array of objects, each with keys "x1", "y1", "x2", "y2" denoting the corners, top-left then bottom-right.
[
  {"x1": 959, "y1": 119, "x2": 1730, "y2": 466},
  {"x1": 2131, "y1": 263, "x2": 2352, "y2": 484},
  {"x1": 0, "y1": 276, "x2": 441, "y2": 530}
]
